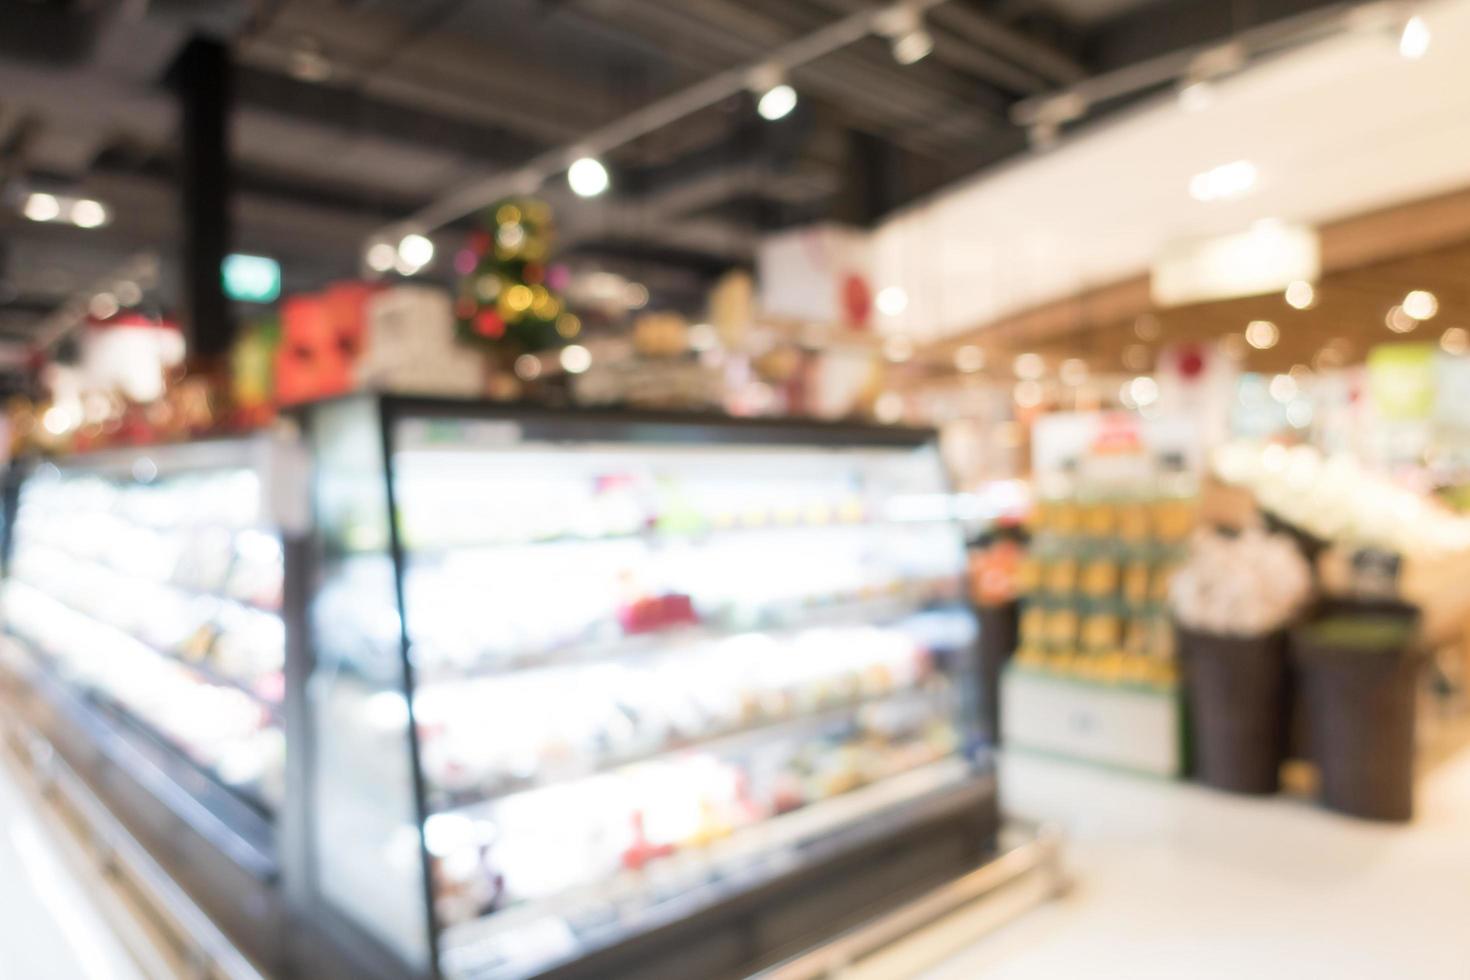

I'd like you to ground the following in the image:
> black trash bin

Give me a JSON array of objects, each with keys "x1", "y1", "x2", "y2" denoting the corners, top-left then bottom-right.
[
  {"x1": 1176, "y1": 625, "x2": 1290, "y2": 794},
  {"x1": 1291, "y1": 604, "x2": 1421, "y2": 822},
  {"x1": 976, "y1": 601, "x2": 1019, "y2": 745}
]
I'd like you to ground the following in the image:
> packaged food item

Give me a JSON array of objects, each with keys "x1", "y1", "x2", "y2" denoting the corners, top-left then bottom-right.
[
  {"x1": 1081, "y1": 613, "x2": 1121, "y2": 651},
  {"x1": 1080, "y1": 559, "x2": 1120, "y2": 598},
  {"x1": 1123, "y1": 562, "x2": 1152, "y2": 604},
  {"x1": 1045, "y1": 559, "x2": 1077, "y2": 595},
  {"x1": 1082, "y1": 503, "x2": 1117, "y2": 537}
]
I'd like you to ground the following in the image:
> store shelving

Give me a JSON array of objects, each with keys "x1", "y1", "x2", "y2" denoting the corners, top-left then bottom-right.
[{"x1": 296, "y1": 396, "x2": 996, "y2": 980}]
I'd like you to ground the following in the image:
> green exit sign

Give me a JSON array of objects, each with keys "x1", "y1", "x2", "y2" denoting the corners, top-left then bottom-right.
[{"x1": 222, "y1": 253, "x2": 281, "y2": 303}]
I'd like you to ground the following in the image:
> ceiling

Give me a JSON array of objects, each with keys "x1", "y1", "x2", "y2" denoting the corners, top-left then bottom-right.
[
  {"x1": 0, "y1": 0, "x2": 1359, "y2": 354},
  {"x1": 872, "y1": 0, "x2": 1470, "y2": 344}
]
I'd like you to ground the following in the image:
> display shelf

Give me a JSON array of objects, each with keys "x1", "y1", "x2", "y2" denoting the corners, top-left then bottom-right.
[
  {"x1": 4, "y1": 580, "x2": 284, "y2": 715},
  {"x1": 286, "y1": 396, "x2": 995, "y2": 980},
  {"x1": 411, "y1": 585, "x2": 963, "y2": 684},
  {"x1": 426, "y1": 683, "x2": 950, "y2": 815},
  {"x1": 438, "y1": 757, "x2": 981, "y2": 980}
]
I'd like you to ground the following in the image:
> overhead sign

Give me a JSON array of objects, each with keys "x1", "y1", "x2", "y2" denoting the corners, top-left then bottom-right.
[
  {"x1": 222, "y1": 253, "x2": 281, "y2": 304},
  {"x1": 1151, "y1": 220, "x2": 1319, "y2": 307}
]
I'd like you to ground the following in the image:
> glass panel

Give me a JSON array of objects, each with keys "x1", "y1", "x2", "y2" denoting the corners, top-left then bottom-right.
[
  {"x1": 306, "y1": 398, "x2": 431, "y2": 970},
  {"x1": 2, "y1": 453, "x2": 286, "y2": 812},
  {"x1": 389, "y1": 416, "x2": 978, "y2": 978}
]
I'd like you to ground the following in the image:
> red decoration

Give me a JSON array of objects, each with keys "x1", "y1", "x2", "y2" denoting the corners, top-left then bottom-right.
[
  {"x1": 474, "y1": 309, "x2": 506, "y2": 339},
  {"x1": 523, "y1": 263, "x2": 545, "y2": 285},
  {"x1": 1177, "y1": 344, "x2": 1206, "y2": 381},
  {"x1": 470, "y1": 230, "x2": 493, "y2": 254},
  {"x1": 841, "y1": 272, "x2": 872, "y2": 329}
]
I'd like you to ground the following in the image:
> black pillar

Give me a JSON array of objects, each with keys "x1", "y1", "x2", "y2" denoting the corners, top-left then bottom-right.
[{"x1": 166, "y1": 37, "x2": 234, "y2": 363}]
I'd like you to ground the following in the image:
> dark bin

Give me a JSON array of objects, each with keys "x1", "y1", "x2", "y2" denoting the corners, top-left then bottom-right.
[
  {"x1": 1176, "y1": 625, "x2": 1291, "y2": 794},
  {"x1": 1291, "y1": 604, "x2": 1421, "y2": 822},
  {"x1": 976, "y1": 601, "x2": 1019, "y2": 745}
]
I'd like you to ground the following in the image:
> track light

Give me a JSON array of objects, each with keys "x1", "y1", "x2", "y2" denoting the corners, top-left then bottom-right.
[
  {"x1": 568, "y1": 156, "x2": 610, "y2": 197},
  {"x1": 757, "y1": 83, "x2": 798, "y2": 121},
  {"x1": 1400, "y1": 14, "x2": 1430, "y2": 59},
  {"x1": 397, "y1": 233, "x2": 434, "y2": 270},
  {"x1": 876, "y1": 3, "x2": 933, "y2": 65}
]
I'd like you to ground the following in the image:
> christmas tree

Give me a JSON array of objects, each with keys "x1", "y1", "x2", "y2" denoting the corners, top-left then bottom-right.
[{"x1": 453, "y1": 198, "x2": 580, "y2": 353}]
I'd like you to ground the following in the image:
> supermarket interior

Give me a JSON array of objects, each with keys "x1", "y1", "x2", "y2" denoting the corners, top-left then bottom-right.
[{"x1": 1, "y1": 1, "x2": 1469, "y2": 978}]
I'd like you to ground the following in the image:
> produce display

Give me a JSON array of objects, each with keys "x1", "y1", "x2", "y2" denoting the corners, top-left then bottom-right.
[
  {"x1": 1013, "y1": 495, "x2": 1195, "y2": 685},
  {"x1": 1214, "y1": 441, "x2": 1470, "y2": 559},
  {"x1": 1, "y1": 462, "x2": 287, "y2": 808},
  {"x1": 1169, "y1": 527, "x2": 1313, "y2": 636}
]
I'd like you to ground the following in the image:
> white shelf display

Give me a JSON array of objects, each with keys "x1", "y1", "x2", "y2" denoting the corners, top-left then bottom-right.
[
  {"x1": 302, "y1": 398, "x2": 993, "y2": 980},
  {"x1": 2, "y1": 453, "x2": 287, "y2": 811}
]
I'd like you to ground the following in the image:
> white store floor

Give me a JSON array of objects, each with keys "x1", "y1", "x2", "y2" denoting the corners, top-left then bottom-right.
[
  {"x1": 918, "y1": 739, "x2": 1470, "y2": 980},
  {"x1": 2, "y1": 736, "x2": 1469, "y2": 979}
]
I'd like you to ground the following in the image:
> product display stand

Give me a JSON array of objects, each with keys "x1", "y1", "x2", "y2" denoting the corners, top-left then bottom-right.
[{"x1": 0, "y1": 396, "x2": 1005, "y2": 980}]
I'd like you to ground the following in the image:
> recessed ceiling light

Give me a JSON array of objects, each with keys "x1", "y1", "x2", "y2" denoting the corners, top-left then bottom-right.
[
  {"x1": 1402, "y1": 289, "x2": 1438, "y2": 320},
  {"x1": 1189, "y1": 160, "x2": 1256, "y2": 202},
  {"x1": 1284, "y1": 280, "x2": 1316, "y2": 310},
  {"x1": 1245, "y1": 319, "x2": 1279, "y2": 349},
  {"x1": 1385, "y1": 305, "x2": 1418, "y2": 333},
  {"x1": 568, "y1": 157, "x2": 610, "y2": 197},
  {"x1": 365, "y1": 241, "x2": 397, "y2": 273},
  {"x1": 756, "y1": 84, "x2": 797, "y2": 121},
  {"x1": 1060, "y1": 358, "x2": 1089, "y2": 386},
  {"x1": 1013, "y1": 352, "x2": 1045, "y2": 379},
  {"x1": 70, "y1": 199, "x2": 108, "y2": 228},
  {"x1": 1400, "y1": 15, "x2": 1430, "y2": 60},
  {"x1": 1441, "y1": 327, "x2": 1468, "y2": 355},
  {"x1": 560, "y1": 344, "x2": 593, "y2": 374},
  {"x1": 23, "y1": 192, "x2": 60, "y2": 222},
  {"x1": 1128, "y1": 376, "x2": 1159, "y2": 407},
  {"x1": 954, "y1": 345, "x2": 985, "y2": 373},
  {"x1": 397, "y1": 233, "x2": 434, "y2": 270},
  {"x1": 875, "y1": 286, "x2": 908, "y2": 317}
]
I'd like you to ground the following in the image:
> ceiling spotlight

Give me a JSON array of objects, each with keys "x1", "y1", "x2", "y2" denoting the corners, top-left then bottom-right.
[
  {"x1": 1123, "y1": 344, "x2": 1151, "y2": 371},
  {"x1": 1386, "y1": 305, "x2": 1418, "y2": 333},
  {"x1": 1060, "y1": 358, "x2": 1089, "y2": 386},
  {"x1": 876, "y1": 3, "x2": 934, "y2": 65},
  {"x1": 514, "y1": 354, "x2": 543, "y2": 380},
  {"x1": 1269, "y1": 373, "x2": 1298, "y2": 403},
  {"x1": 1402, "y1": 289, "x2": 1438, "y2": 320},
  {"x1": 70, "y1": 199, "x2": 108, "y2": 228},
  {"x1": 757, "y1": 83, "x2": 798, "y2": 121},
  {"x1": 1400, "y1": 14, "x2": 1430, "y2": 60},
  {"x1": 1134, "y1": 314, "x2": 1162, "y2": 341},
  {"x1": 289, "y1": 36, "x2": 333, "y2": 82},
  {"x1": 1013, "y1": 352, "x2": 1045, "y2": 380},
  {"x1": 560, "y1": 344, "x2": 593, "y2": 374},
  {"x1": 1245, "y1": 319, "x2": 1279, "y2": 350},
  {"x1": 1284, "y1": 280, "x2": 1316, "y2": 310},
  {"x1": 568, "y1": 156, "x2": 610, "y2": 198},
  {"x1": 366, "y1": 241, "x2": 397, "y2": 273},
  {"x1": 875, "y1": 286, "x2": 909, "y2": 317},
  {"x1": 1441, "y1": 327, "x2": 1469, "y2": 355},
  {"x1": 954, "y1": 344, "x2": 985, "y2": 373},
  {"x1": 88, "y1": 292, "x2": 119, "y2": 320},
  {"x1": 1189, "y1": 159, "x2": 1256, "y2": 202},
  {"x1": 1128, "y1": 375, "x2": 1159, "y2": 408},
  {"x1": 115, "y1": 280, "x2": 142, "y2": 306},
  {"x1": 891, "y1": 27, "x2": 934, "y2": 65},
  {"x1": 1013, "y1": 380, "x2": 1044, "y2": 408},
  {"x1": 397, "y1": 233, "x2": 435, "y2": 270},
  {"x1": 23, "y1": 192, "x2": 60, "y2": 222},
  {"x1": 1177, "y1": 80, "x2": 1214, "y2": 112}
]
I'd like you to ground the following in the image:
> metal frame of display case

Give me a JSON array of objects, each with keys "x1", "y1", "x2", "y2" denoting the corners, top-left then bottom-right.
[{"x1": 289, "y1": 394, "x2": 1001, "y2": 980}]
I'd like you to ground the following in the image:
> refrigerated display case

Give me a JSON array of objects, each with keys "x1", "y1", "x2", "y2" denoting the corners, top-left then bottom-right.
[
  {"x1": 298, "y1": 395, "x2": 998, "y2": 980},
  {"x1": 0, "y1": 436, "x2": 303, "y2": 966}
]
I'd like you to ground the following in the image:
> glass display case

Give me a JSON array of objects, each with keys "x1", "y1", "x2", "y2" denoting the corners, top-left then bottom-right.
[
  {"x1": 0, "y1": 436, "x2": 302, "y2": 967},
  {"x1": 300, "y1": 396, "x2": 997, "y2": 980}
]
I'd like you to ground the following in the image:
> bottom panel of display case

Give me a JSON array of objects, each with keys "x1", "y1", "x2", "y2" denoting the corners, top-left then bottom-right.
[
  {"x1": 1000, "y1": 665, "x2": 1185, "y2": 777},
  {"x1": 441, "y1": 759, "x2": 998, "y2": 980},
  {"x1": 0, "y1": 641, "x2": 288, "y2": 973}
]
